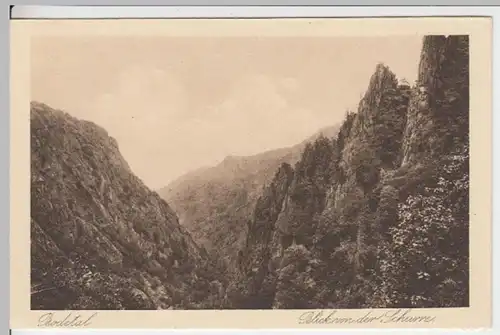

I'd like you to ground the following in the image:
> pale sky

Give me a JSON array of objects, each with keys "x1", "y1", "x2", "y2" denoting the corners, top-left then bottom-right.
[{"x1": 31, "y1": 36, "x2": 423, "y2": 189}]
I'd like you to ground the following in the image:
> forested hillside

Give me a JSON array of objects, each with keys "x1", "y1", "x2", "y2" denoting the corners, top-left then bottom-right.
[
  {"x1": 226, "y1": 35, "x2": 469, "y2": 309},
  {"x1": 31, "y1": 102, "x2": 225, "y2": 310}
]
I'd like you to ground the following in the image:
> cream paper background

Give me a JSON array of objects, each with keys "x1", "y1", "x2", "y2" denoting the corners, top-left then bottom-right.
[{"x1": 10, "y1": 17, "x2": 492, "y2": 329}]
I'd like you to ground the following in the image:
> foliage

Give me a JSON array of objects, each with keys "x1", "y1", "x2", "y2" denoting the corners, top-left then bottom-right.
[
  {"x1": 377, "y1": 144, "x2": 469, "y2": 307},
  {"x1": 232, "y1": 35, "x2": 469, "y2": 311}
]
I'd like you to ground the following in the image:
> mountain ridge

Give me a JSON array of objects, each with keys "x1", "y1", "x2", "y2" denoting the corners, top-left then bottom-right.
[{"x1": 162, "y1": 124, "x2": 339, "y2": 193}]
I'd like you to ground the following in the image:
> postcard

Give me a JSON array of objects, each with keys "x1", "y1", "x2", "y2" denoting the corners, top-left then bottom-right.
[{"x1": 10, "y1": 17, "x2": 492, "y2": 329}]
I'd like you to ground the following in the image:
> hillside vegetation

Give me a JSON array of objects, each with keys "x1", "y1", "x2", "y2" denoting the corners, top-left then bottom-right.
[
  {"x1": 226, "y1": 35, "x2": 469, "y2": 309},
  {"x1": 31, "y1": 102, "x2": 225, "y2": 310}
]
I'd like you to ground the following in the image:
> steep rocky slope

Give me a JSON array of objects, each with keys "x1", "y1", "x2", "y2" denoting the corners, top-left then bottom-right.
[
  {"x1": 31, "y1": 102, "x2": 225, "y2": 310},
  {"x1": 228, "y1": 35, "x2": 469, "y2": 309},
  {"x1": 159, "y1": 125, "x2": 338, "y2": 268}
]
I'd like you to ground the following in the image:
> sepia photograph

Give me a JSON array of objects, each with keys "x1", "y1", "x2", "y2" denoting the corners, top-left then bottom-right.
[
  {"x1": 29, "y1": 32, "x2": 471, "y2": 311},
  {"x1": 9, "y1": 17, "x2": 492, "y2": 329}
]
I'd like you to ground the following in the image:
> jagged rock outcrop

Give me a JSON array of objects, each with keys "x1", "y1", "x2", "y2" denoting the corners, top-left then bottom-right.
[
  {"x1": 402, "y1": 35, "x2": 469, "y2": 165},
  {"x1": 275, "y1": 137, "x2": 336, "y2": 242},
  {"x1": 232, "y1": 35, "x2": 470, "y2": 309},
  {"x1": 374, "y1": 35, "x2": 470, "y2": 308},
  {"x1": 225, "y1": 163, "x2": 294, "y2": 308},
  {"x1": 31, "y1": 102, "x2": 224, "y2": 310},
  {"x1": 232, "y1": 63, "x2": 411, "y2": 309}
]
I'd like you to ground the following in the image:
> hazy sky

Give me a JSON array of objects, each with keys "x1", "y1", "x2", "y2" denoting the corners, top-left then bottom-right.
[{"x1": 31, "y1": 36, "x2": 423, "y2": 189}]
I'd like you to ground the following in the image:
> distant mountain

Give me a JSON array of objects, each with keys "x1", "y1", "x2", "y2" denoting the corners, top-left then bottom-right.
[
  {"x1": 158, "y1": 125, "x2": 339, "y2": 269},
  {"x1": 31, "y1": 102, "x2": 225, "y2": 310}
]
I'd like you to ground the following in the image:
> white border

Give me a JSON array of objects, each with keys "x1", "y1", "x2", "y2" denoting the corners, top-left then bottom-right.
[
  {"x1": 10, "y1": 5, "x2": 498, "y2": 335},
  {"x1": 9, "y1": 5, "x2": 500, "y2": 19}
]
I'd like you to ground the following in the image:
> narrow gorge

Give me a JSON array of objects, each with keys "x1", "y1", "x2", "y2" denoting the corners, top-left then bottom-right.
[{"x1": 31, "y1": 34, "x2": 469, "y2": 310}]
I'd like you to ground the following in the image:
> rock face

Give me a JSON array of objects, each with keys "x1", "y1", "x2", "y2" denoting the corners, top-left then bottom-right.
[
  {"x1": 402, "y1": 35, "x2": 469, "y2": 165},
  {"x1": 229, "y1": 35, "x2": 470, "y2": 309},
  {"x1": 31, "y1": 102, "x2": 224, "y2": 310},
  {"x1": 159, "y1": 125, "x2": 338, "y2": 269}
]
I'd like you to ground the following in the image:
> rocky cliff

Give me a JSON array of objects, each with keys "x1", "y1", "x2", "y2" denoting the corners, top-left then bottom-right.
[
  {"x1": 31, "y1": 102, "x2": 225, "y2": 310},
  {"x1": 402, "y1": 35, "x2": 469, "y2": 165},
  {"x1": 229, "y1": 35, "x2": 470, "y2": 309}
]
